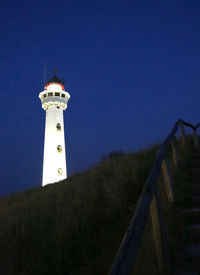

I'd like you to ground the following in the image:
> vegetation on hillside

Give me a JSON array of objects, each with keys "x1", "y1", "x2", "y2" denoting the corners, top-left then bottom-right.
[
  {"x1": 0, "y1": 138, "x2": 197, "y2": 275},
  {"x1": 0, "y1": 145, "x2": 159, "y2": 275}
]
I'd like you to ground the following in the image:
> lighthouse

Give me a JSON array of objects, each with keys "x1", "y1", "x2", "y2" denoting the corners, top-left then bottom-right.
[{"x1": 39, "y1": 75, "x2": 70, "y2": 186}]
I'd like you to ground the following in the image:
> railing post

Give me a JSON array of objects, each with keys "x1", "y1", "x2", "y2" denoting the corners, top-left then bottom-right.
[
  {"x1": 180, "y1": 122, "x2": 186, "y2": 146},
  {"x1": 193, "y1": 129, "x2": 199, "y2": 147},
  {"x1": 161, "y1": 156, "x2": 174, "y2": 203},
  {"x1": 150, "y1": 188, "x2": 170, "y2": 275},
  {"x1": 171, "y1": 136, "x2": 180, "y2": 169}
]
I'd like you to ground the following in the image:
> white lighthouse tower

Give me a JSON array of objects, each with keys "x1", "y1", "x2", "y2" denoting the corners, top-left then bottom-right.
[{"x1": 39, "y1": 75, "x2": 70, "y2": 186}]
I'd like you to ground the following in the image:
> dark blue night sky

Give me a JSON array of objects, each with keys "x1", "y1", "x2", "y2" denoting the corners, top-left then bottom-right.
[{"x1": 0, "y1": 0, "x2": 200, "y2": 197}]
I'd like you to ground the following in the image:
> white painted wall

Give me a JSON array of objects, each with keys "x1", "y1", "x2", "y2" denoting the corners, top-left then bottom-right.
[{"x1": 39, "y1": 82, "x2": 70, "y2": 186}]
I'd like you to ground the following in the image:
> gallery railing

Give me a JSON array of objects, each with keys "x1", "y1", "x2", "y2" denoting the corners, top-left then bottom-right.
[{"x1": 109, "y1": 119, "x2": 200, "y2": 275}]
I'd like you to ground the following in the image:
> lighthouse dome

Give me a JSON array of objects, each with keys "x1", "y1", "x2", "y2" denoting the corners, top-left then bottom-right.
[
  {"x1": 45, "y1": 74, "x2": 65, "y2": 91},
  {"x1": 46, "y1": 75, "x2": 64, "y2": 85}
]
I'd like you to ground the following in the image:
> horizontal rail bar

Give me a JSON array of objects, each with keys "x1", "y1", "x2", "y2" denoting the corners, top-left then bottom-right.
[{"x1": 182, "y1": 121, "x2": 196, "y2": 130}]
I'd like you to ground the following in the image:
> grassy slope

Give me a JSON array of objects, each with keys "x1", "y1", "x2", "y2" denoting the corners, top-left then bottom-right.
[
  {"x1": 0, "y1": 146, "x2": 160, "y2": 275},
  {"x1": 0, "y1": 139, "x2": 196, "y2": 275}
]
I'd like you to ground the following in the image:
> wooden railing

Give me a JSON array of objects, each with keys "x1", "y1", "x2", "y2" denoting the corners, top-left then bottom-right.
[{"x1": 109, "y1": 119, "x2": 200, "y2": 275}]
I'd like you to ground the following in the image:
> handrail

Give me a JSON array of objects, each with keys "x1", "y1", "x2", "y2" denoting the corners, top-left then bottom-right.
[{"x1": 109, "y1": 119, "x2": 200, "y2": 275}]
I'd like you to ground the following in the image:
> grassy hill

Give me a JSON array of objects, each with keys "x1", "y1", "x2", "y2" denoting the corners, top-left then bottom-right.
[{"x1": 0, "y1": 141, "x2": 194, "y2": 275}]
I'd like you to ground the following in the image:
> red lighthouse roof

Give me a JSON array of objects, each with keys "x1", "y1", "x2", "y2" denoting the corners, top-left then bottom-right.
[{"x1": 45, "y1": 74, "x2": 65, "y2": 90}]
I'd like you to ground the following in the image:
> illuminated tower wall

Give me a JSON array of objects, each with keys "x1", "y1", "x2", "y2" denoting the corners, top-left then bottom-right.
[{"x1": 39, "y1": 76, "x2": 70, "y2": 186}]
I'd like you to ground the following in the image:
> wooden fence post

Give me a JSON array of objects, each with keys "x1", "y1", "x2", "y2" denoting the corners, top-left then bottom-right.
[
  {"x1": 193, "y1": 129, "x2": 199, "y2": 147},
  {"x1": 180, "y1": 122, "x2": 186, "y2": 146},
  {"x1": 150, "y1": 189, "x2": 170, "y2": 275},
  {"x1": 171, "y1": 136, "x2": 180, "y2": 169},
  {"x1": 161, "y1": 156, "x2": 174, "y2": 203}
]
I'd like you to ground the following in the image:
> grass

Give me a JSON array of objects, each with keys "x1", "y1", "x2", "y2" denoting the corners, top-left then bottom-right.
[
  {"x1": 0, "y1": 137, "x2": 198, "y2": 275},
  {"x1": 0, "y1": 145, "x2": 159, "y2": 275}
]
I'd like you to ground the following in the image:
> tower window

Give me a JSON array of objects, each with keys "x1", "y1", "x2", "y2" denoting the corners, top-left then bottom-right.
[
  {"x1": 43, "y1": 94, "x2": 47, "y2": 98},
  {"x1": 57, "y1": 145, "x2": 62, "y2": 153},
  {"x1": 57, "y1": 106, "x2": 60, "y2": 109},
  {"x1": 48, "y1": 92, "x2": 53, "y2": 96},
  {"x1": 61, "y1": 94, "x2": 65, "y2": 98},
  {"x1": 58, "y1": 168, "x2": 63, "y2": 176},
  {"x1": 56, "y1": 123, "x2": 61, "y2": 131},
  {"x1": 55, "y1": 92, "x2": 60, "y2": 96}
]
